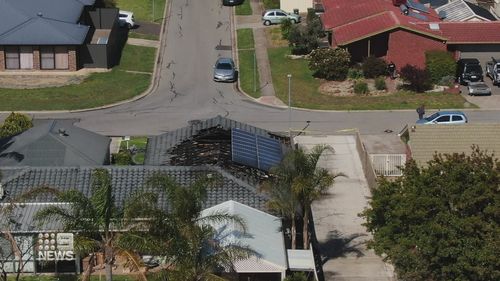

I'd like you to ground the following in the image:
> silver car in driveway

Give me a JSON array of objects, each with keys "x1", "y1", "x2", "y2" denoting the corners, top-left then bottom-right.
[
  {"x1": 213, "y1": 58, "x2": 236, "y2": 82},
  {"x1": 467, "y1": 82, "x2": 491, "y2": 96},
  {"x1": 262, "y1": 9, "x2": 301, "y2": 25}
]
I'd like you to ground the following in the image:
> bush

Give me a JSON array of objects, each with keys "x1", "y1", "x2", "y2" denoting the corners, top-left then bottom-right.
[
  {"x1": 375, "y1": 77, "x2": 387, "y2": 90},
  {"x1": 439, "y1": 75, "x2": 455, "y2": 87},
  {"x1": 362, "y1": 56, "x2": 387, "y2": 78},
  {"x1": 354, "y1": 80, "x2": 369, "y2": 94},
  {"x1": 112, "y1": 151, "x2": 133, "y2": 165},
  {"x1": 309, "y1": 48, "x2": 351, "y2": 80},
  {"x1": 286, "y1": 9, "x2": 324, "y2": 55},
  {"x1": 0, "y1": 112, "x2": 33, "y2": 138},
  {"x1": 280, "y1": 18, "x2": 293, "y2": 40},
  {"x1": 347, "y1": 68, "x2": 364, "y2": 80},
  {"x1": 284, "y1": 272, "x2": 308, "y2": 281},
  {"x1": 425, "y1": 50, "x2": 457, "y2": 84},
  {"x1": 263, "y1": 0, "x2": 280, "y2": 9},
  {"x1": 400, "y1": 64, "x2": 432, "y2": 92}
]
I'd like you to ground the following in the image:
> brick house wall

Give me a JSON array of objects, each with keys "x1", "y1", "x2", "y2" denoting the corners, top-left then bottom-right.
[
  {"x1": 386, "y1": 29, "x2": 447, "y2": 70},
  {"x1": 0, "y1": 46, "x2": 4, "y2": 71},
  {"x1": 68, "y1": 46, "x2": 77, "y2": 71},
  {"x1": 33, "y1": 46, "x2": 40, "y2": 70}
]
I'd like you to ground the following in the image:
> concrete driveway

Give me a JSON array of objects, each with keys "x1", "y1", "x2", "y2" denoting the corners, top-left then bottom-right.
[{"x1": 461, "y1": 77, "x2": 500, "y2": 109}]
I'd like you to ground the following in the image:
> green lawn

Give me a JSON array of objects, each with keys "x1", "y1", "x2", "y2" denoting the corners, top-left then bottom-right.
[
  {"x1": 115, "y1": 0, "x2": 167, "y2": 22},
  {"x1": 116, "y1": 45, "x2": 157, "y2": 73},
  {"x1": 237, "y1": 28, "x2": 255, "y2": 50},
  {"x1": 129, "y1": 31, "x2": 159, "y2": 41},
  {"x1": 237, "y1": 29, "x2": 260, "y2": 98},
  {"x1": 120, "y1": 136, "x2": 148, "y2": 165},
  {"x1": 263, "y1": 0, "x2": 280, "y2": 10},
  {"x1": 268, "y1": 47, "x2": 470, "y2": 110},
  {"x1": 235, "y1": 0, "x2": 252, "y2": 15},
  {"x1": 0, "y1": 45, "x2": 155, "y2": 111}
]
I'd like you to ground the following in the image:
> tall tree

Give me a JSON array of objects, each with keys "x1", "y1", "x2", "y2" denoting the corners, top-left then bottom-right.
[
  {"x1": 266, "y1": 145, "x2": 342, "y2": 249},
  {"x1": 361, "y1": 147, "x2": 500, "y2": 281},
  {"x1": 34, "y1": 169, "x2": 145, "y2": 281},
  {"x1": 137, "y1": 172, "x2": 254, "y2": 281}
]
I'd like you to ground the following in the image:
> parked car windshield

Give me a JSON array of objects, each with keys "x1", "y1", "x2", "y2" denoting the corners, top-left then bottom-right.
[
  {"x1": 467, "y1": 65, "x2": 482, "y2": 73},
  {"x1": 217, "y1": 63, "x2": 233, "y2": 70},
  {"x1": 425, "y1": 113, "x2": 440, "y2": 122}
]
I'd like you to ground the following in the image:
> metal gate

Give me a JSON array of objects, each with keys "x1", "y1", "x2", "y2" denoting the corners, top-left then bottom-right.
[{"x1": 370, "y1": 154, "x2": 406, "y2": 176}]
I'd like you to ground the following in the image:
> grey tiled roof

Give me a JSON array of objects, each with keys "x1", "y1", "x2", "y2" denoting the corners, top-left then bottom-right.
[
  {"x1": 1, "y1": 203, "x2": 68, "y2": 233},
  {"x1": 0, "y1": 119, "x2": 110, "y2": 167},
  {"x1": 0, "y1": 0, "x2": 94, "y2": 45},
  {"x1": 145, "y1": 115, "x2": 282, "y2": 166},
  {"x1": 436, "y1": 0, "x2": 496, "y2": 22},
  {"x1": 0, "y1": 166, "x2": 269, "y2": 213}
]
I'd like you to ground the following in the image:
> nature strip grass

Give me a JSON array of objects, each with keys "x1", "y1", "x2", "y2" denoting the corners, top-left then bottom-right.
[
  {"x1": 235, "y1": 0, "x2": 252, "y2": 15},
  {"x1": 268, "y1": 47, "x2": 470, "y2": 110},
  {"x1": 115, "y1": 0, "x2": 167, "y2": 22},
  {"x1": 237, "y1": 29, "x2": 260, "y2": 98}
]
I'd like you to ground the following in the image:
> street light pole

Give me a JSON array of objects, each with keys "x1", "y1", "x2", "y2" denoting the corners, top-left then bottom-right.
[{"x1": 287, "y1": 74, "x2": 292, "y2": 138}]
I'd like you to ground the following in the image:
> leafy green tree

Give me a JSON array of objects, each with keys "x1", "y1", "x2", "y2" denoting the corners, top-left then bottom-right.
[
  {"x1": 286, "y1": 9, "x2": 323, "y2": 55},
  {"x1": 34, "y1": 169, "x2": 145, "y2": 281},
  {"x1": 284, "y1": 272, "x2": 308, "y2": 281},
  {"x1": 309, "y1": 48, "x2": 351, "y2": 81},
  {"x1": 131, "y1": 173, "x2": 254, "y2": 281},
  {"x1": 0, "y1": 112, "x2": 33, "y2": 138},
  {"x1": 266, "y1": 145, "x2": 343, "y2": 249},
  {"x1": 361, "y1": 147, "x2": 500, "y2": 281},
  {"x1": 425, "y1": 50, "x2": 456, "y2": 84},
  {"x1": 280, "y1": 18, "x2": 293, "y2": 40}
]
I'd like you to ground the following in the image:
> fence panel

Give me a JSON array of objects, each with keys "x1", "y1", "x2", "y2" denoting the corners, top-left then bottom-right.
[{"x1": 371, "y1": 154, "x2": 406, "y2": 176}]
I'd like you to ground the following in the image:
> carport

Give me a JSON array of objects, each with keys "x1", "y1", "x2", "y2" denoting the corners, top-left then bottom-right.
[{"x1": 450, "y1": 44, "x2": 500, "y2": 65}]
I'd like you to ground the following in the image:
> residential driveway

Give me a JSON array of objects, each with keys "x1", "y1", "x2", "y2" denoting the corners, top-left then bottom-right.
[
  {"x1": 461, "y1": 78, "x2": 500, "y2": 109},
  {"x1": 134, "y1": 21, "x2": 161, "y2": 35},
  {"x1": 295, "y1": 135, "x2": 395, "y2": 281}
]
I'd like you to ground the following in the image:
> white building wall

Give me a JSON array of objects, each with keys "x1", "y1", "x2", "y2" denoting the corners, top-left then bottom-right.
[{"x1": 280, "y1": 0, "x2": 313, "y2": 14}]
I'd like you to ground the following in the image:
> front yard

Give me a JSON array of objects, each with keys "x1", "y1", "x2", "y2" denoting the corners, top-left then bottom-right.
[
  {"x1": 0, "y1": 45, "x2": 156, "y2": 111},
  {"x1": 116, "y1": 0, "x2": 167, "y2": 22},
  {"x1": 268, "y1": 47, "x2": 471, "y2": 110},
  {"x1": 237, "y1": 29, "x2": 261, "y2": 98}
]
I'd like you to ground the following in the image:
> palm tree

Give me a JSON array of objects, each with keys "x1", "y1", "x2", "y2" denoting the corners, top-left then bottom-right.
[
  {"x1": 33, "y1": 169, "x2": 145, "y2": 281},
  {"x1": 266, "y1": 145, "x2": 343, "y2": 249},
  {"x1": 141, "y1": 172, "x2": 255, "y2": 281}
]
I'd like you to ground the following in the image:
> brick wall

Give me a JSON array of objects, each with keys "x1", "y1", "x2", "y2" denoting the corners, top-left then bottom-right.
[
  {"x1": 0, "y1": 46, "x2": 4, "y2": 71},
  {"x1": 68, "y1": 46, "x2": 77, "y2": 71},
  {"x1": 386, "y1": 29, "x2": 446, "y2": 70},
  {"x1": 33, "y1": 46, "x2": 40, "y2": 70}
]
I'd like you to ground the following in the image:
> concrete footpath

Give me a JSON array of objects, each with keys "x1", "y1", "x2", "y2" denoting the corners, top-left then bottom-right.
[{"x1": 294, "y1": 135, "x2": 395, "y2": 281}]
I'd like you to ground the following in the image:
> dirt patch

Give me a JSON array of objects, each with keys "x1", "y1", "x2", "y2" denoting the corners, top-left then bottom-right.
[
  {"x1": 319, "y1": 78, "x2": 399, "y2": 97},
  {"x1": 0, "y1": 74, "x2": 88, "y2": 89},
  {"x1": 265, "y1": 26, "x2": 288, "y2": 48}
]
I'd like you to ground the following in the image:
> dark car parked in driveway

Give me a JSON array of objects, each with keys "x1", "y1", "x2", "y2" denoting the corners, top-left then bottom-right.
[
  {"x1": 222, "y1": 0, "x2": 244, "y2": 6},
  {"x1": 456, "y1": 58, "x2": 483, "y2": 85}
]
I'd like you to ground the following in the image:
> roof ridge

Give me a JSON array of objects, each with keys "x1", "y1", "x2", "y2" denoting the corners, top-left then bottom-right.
[
  {"x1": 42, "y1": 16, "x2": 90, "y2": 42},
  {"x1": 333, "y1": 11, "x2": 392, "y2": 30},
  {"x1": 0, "y1": 17, "x2": 35, "y2": 40}
]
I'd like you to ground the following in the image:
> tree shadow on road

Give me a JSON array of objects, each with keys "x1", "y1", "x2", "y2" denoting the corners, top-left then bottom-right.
[{"x1": 318, "y1": 230, "x2": 367, "y2": 265}]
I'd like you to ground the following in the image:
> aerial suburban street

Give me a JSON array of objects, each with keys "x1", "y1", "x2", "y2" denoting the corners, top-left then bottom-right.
[{"x1": 1, "y1": 0, "x2": 499, "y2": 137}]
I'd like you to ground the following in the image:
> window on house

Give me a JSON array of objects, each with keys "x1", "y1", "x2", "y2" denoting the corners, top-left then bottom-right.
[
  {"x1": 55, "y1": 46, "x2": 69, "y2": 70},
  {"x1": 40, "y1": 46, "x2": 55, "y2": 69},
  {"x1": 5, "y1": 46, "x2": 20, "y2": 69},
  {"x1": 20, "y1": 46, "x2": 33, "y2": 69}
]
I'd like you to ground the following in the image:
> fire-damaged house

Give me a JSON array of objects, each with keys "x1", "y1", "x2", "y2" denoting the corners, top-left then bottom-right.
[{"x1": 320, "y1": 0, "x2": 500, "y2": 69}]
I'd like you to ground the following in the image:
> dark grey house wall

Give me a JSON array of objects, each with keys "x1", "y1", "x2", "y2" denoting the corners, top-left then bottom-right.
[
  {"x1": 87, "y1": 8, "x2": 119, "y2": 29},
  {"x1": 79, "y1": 44, "x2": 108, "y2": 68}
]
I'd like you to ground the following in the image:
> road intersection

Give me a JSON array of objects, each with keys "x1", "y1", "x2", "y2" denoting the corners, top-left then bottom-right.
[{"x1": 3, "y1": 0, "x2": 500, "y2": 137}]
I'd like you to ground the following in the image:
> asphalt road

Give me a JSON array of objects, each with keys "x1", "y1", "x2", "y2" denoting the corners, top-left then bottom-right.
[{"x1": 4, "y1": 0, "x2": 500, "y2": 136}]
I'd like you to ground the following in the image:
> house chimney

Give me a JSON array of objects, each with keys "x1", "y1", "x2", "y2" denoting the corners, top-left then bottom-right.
[{"x1": 37, "y1": 12, "x2": 43, "y2": 17}]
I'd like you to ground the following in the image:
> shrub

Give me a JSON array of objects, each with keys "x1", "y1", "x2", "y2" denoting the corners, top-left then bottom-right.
[
  {"x1": 286, "y1": 9, "x2": 324, "y2": 55},
  {"x1": 263, "y1": 0, "x2": 280, "y2": 9},
  {"x1": 284, "y1": 272, "x2": 308, "y2": 281},
  {"x1": 400, "y1": 64, "x2": 432, "y2": 92},
  {"x1": 112, "y1": 151, "x2": 133, "y2": 165},
  {"x1": 375, "y1": 77, "x2": 387, "y2": 90},
  {"x1": 362, "y1": 56, "x2": 387, "y2": 78},
  {"x1": 280, "y1": 18, "x2": 293, "y2": 40},
  {"x1": 354, "y1": 80, "x2": 369, "y2": 94},
  {"x1": 347, "y1": 68, "x2": 364, "y2": 80},
  {"x1": 0, "y1": 112, "x2": 33, "y2": 138},
  {"x1": 439, "y1": 75, "x2": 455, "y2": 87},
  {"x1": 309, "y1": 48, "x2": 351, "y2": 80},
  {"x1": 425, "y1": 50, "x2": 457, "y2": 84}
]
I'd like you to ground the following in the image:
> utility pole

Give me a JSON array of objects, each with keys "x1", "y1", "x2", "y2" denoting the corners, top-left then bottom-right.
[{"x1": 287, "y1": 74, "x2": 292, "y2": 138}]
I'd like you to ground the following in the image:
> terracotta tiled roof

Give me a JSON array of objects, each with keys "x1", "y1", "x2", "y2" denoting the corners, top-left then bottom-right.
[
  {"x1": 321, "y1": 0, "x2": 500, "y2": 46},
  {"x1": 437, "y1": 22, "x2": 500, "y2": 43}
]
